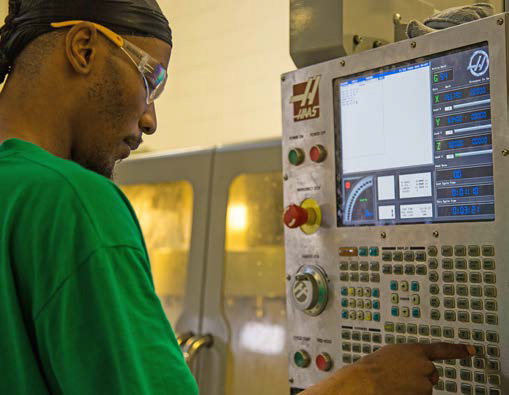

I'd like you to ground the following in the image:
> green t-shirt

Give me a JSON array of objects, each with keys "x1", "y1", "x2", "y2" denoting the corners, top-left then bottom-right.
[{"x1": 0, "y1": 139, "x2": 198, "y2": 395}]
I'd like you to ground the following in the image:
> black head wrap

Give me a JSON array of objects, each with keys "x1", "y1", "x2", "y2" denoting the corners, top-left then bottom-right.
[{"x1": 0, "y1": 0, "x2": 172, "y2": 83}]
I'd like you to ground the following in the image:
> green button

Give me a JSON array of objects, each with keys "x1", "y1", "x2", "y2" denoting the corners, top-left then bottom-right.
[
  {"x1": 358, "y1": 247, "x2": 368, "y2": 256},
  {"x1": 294, "y1": 350, "x2": 310, "y2": 367},
  {"x1": 369, "y1": 247, "x2": 379, "y2": 256},
  {"x1": 288, "y1": 149, "x2": 305, "y2": 166}
]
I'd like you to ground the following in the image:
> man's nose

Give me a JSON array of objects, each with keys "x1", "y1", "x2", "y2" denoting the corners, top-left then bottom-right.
[{"x1": 139, "y1": 103, "x2": 157, "y2": 135}]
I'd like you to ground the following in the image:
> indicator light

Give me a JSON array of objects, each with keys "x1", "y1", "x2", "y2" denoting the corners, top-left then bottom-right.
[
  {"x1": 288, "y1": 148, "x2": 305, "y2": 166},
  {"x1": 309, "y1": 145, "x2": 327, "y2": 163}
]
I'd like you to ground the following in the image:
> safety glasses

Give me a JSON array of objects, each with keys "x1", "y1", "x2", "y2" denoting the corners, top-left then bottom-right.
[{"x1": 51, "y1": 20, "x2": 168, "y2": 105}]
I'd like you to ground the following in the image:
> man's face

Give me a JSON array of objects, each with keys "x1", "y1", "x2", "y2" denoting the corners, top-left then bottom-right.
[{"x1": 70, "y1": 35, "x2": 172, "y2": 179}]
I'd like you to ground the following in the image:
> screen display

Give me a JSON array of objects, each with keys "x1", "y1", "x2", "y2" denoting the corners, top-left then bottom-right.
[{"x1": 334, "y1": 43, "x2": 494, "y2": 226}]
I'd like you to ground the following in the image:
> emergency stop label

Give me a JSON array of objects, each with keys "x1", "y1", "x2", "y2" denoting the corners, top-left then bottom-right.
[{"x1": 290, "y1": 76, "x2": 321, "y2": 122}]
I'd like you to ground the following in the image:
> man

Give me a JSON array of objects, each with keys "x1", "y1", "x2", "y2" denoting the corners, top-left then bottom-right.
[{"x1": 0, "y1": 0, "x2": 473, "y2": 394}]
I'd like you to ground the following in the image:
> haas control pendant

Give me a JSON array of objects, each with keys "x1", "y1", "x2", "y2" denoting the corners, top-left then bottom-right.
[{"x1": 291, "y1": 265, "x2": 329, "y2": 316}]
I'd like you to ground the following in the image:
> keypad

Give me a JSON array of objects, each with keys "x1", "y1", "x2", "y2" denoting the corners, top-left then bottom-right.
[{"x1": 337, "y1": 244, "x2": 501, "y2": 394}]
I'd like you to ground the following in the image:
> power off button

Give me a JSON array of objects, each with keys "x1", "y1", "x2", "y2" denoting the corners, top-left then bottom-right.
[{"x1": 316, "y1": 353, "x2": 333, "y2": 372}]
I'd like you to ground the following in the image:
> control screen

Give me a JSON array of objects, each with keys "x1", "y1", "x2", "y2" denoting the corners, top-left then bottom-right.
[{"x1": 334, "y1": 43, "x2": 494, "y2": 226}]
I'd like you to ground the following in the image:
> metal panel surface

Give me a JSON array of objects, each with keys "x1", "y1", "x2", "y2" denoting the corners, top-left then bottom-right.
[
  {"x1": 282, "y1": 14, "x2": 509, "y2": 393},
  {"x1": 114, "y1": 148, "x2": 215, "y2": 348},
  {"x1": 198, "y1": 139, "x2": 283, "y2": 395}
]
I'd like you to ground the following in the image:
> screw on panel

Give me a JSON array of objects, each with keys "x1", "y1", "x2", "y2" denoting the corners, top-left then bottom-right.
[
  {"x1": 433, "y1": 231, "x2": 440, "y2": 238},
  {"x1": 353, "y1": 35, "x2": 363, "y2": 45},
  {"x1": 289, "y1": 378, "x2": 294, "y2": 384},
  {"x1": 340, "y1": 60, "x2": 346, "y2": 67},
  {"x1": 502, "y1": 149, "x2": 509, "y2": 156},
  {"x1": 286, "y1": 274, "x2": 292, "y2": 281},
  {"x1": 283, "y1": 174, "x2": 289, "y2": 181},
  {"x1": 497, "y1": 18, "x2": 504, "y2": 25},
  {"x1": 281, "y1": 75, "x2": 286, "y2": 82},
  {"x1": 393, "y1": 13, "x2": 402, "y2": 25},
  {"x1": 373, "y1": 40, "x2": 383, "y2": 48},
  {"x1": 410, "y1": 41, "x2": 417, "y2": 48},
  {"x1": 381, "y1": 232, "x2": 387, "y2": 239}
]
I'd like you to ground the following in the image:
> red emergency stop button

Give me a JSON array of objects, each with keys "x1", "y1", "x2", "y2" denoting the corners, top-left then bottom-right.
[
  {"x1": 283, "y1": 204, "x2": 308, "y2": 228},
  {"x1": 316, "y1": 352, "x2": 333, "y2": 372},
  {"x1": 309, "y1": 145, "x2": 327, "y2": 163}
]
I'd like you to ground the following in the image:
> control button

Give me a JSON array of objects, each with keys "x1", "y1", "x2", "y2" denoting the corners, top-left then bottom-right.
[
  {"x1": 456, "y1": 271, "x2": 468, "y2": 283},
  {"x1": 361, "y1": 332, "x2": 371, "y2": 342},
  {"x1": 460, "y1": 358, "x2": 472, "y2": 367},
  {"x1": 443, "y1": 271, "x2": 454, "y2": 283},
  {"x1": 457, "y1": 286, "x2": 469, "y2": 297},
  {"x1": 393, "y1": 251, "x2": 403, "y2": 261},
  {"x1": 475, "y1": 387, "x2": 487, "y2": 395},
  {"x1": 441, "y1": 245, "x2": 453, "y2": 256},
  {"x1": 400, "y1": 281, "x2": 409, "y2": 292},
  {"x1": 445, "y1": 368, "x2": 457, "y2": 379},
  {"x1": 350, "y1": 262, "x2": 359, "y2": 271},
  {"x1": 370, "y1": 273, "x2": 380, "y2": 283},
  {"x1": 348, "y1": 287, "x2": 355, "y2": 296},
  {"x1": 455, "y1": 245, "x2": 467, "y2": 256},
  {"x1": 429, "y1": 284, "x2": 439, "y2": 295},
  {"x1": 352, "y1": 331, "x2": 361, "y2": 341},
  {"x1": 442, "y1": 259, "x2": 454, "y2": 270},
  {"x1": 360, "y1": 273, "x2": 369, "y2": 283},
  {"x1": 315, "y1": 352, "x2": 333, "y2": 372},
  {"x1": 469, "y1": 259, "x2": 481, "y2": 270},
  {"x1": 444, "y1": 310, "x2": 456, "y2": 322},
  {"x1": 372, "y1": 300, "x2": 380, "y2": 310},
  {"x1": 384, "y1": 322, "x2": 394, "y2": 332},
  {"x1": 428, "y1": 246, "x2": 438, "y2": 256},
  {"x1": 341, "y1": 299, "x2": 348, "y2": 308},
  {"x1": 481, "y1": 245, "x2": 494, "y2": 256},
  {"x1": 457, "y1": 298, "x2": 469, "y2": 309},
  {"x1": 341, "y1": 330, "x2": 351, "y2": 340},
  {"x1": 459, "y1": 328, "x2": 471, "y2": 340},
  {"x1": 404, "y1": 251, "x2": 414, "y2": 262},
  {"x1": 461, "y1": 369, "x2": 473, "y2": 381},
  {"x1": 356, "y1": 299, "x2": 364, "y2": 308},
  {"x1": 415, "y1": 251, "x2": 426, "y2": 262},
  {"x1": 369, "y1": 262, "x2": 379, "y2": 271},
  {"x1": 434, "y1": 380, "x2": 444, "y2": 391},
  {"x1": 360, "y1": 261, "x2": 369, "y2": 271},
  {"x1": 470, "y1": 286, "x2": 482, "y2": 297},
  {"x1": 283, "y1": 205, "x2": 309, "y2": 228},
  {"x1": 428, "y1": 258, "x2": 438, "y2": 269},
  {"x1": 369, "y1": 247, "x2": 379, "y2": 257},
  {"x1": 484, "y1": 286, "x2": 496, "y2": 297},
  {"x1": 348, "y1": 299, "x2": 356, "y2": 308},
  {"x1": 443, "y1": 327, "x2": 454, "y2": 338},
  {"x1": 418, "y1": 325, "x2": 429, "y2": 336},
  {"x1": 364, "y1": 287, "x2": 371, "y2": 296},
  {"x1": 410, "y1": 281, "x2": 419, "y2": 292},
  {"x1": 474, "y1": 371, "x2": 486, "y2": 384},
  {"x1": 352, "y1": 355, "x2": 361, "y2": 363},
  {"x1": 396, "y1": 336, "x2": 405, "y2": 344},
  {"x1": 385, "y1": 334, "x2": 395, "y2": 344},
  {"x1": 358, "y1": 247, "x2": 368, "y2": 256},
  {"x1": 382, "y1": 251, "x2": 392, "y2": 261},
  {"x1": 471, "y1": 313, "x2": 484, "y2": 324},
  {"x1": 430, "y1": 310, "x2": 441, "y2": 320},
  {"x1": 473, "y1": 344, "x2": 485, "y2": 357},
  {"x1": 395, "y1": 323, "x2": 406, "y2": 334},
  {"x1": 487, "y1": 360, "x2": 500, "y2": 371},
  {"x1": 339, "y1": 260, "x2": 349, "y2": 271},
  {"x1": 471, "y1": 299, "x2": 483, "y2": 310},
  {"x1": 430, "y1": 326, "x2": 441, "y2": 337},
  {"x1": 401, "y1": 307, "x2": 410, "y2": 318},
  {"x1": 411, "y1": 307, "x2": 420, "y2": 318},
  {"x1": 390, "y1": 281, "x2": 398, "y2": 291},
  {"x1": 419, "y1": 338, "x2": 430, "y2": 344},
  {"x1": 455, "y1": 258, "x2": 467, "y2": 269},
  {"x1": 443, "y1": 285, "x2": 455, "y2": 295},
  {"x1": 483, "y1": 272, "x2": 496, "y2": 284},
  {"x1": 406, "y1": 324, "x2": 417, "y2": 335},
  {"x1": 294, "y1": 350, "x2": 311, "y2": 368},
  {"x1": 404, "y1": 265, "x2": 415, "y2": 275},
  {"x1": 373, "y1": 312, "x2": 380, "y2": 322},
  {"x1": 340, "y1": 287, "x2": 348, "y2": 296},
  {"x1": 416, "y1": 265, "x2": 427, "y2": 275},
  {"x1": 393, "y1": 265, "x2": 403, "y2": 275},
  {"x1": 429, "y1": 271, "x2": 439, "y2": 282},
  {"x1": 487, "y1": 346, "x2": 499, "y2": 358},
  {"x1": 288, "y1": 148, "x2": 305, "y2": 166},
  {"x1": 485, "y1": 299, "x2": 497, "y2": 311},
  {"x1": 430, "y1": 297, "x2": 440, "y2": 308},
  {"x1": 309, "y1": 145, "x2": 327, "y2": 163},
  {"x1": 349, "y1": 273, "x2": 359, "y2": 282},
  {"x1": 372, "y1": 288, "x2": 380, "y2": 297},
  {"x1": 407, "y1": 336, "x2": 418, "y2": 344},
  {"x1": 472, "y1": 330, "x2": 484, "y2": 342},
  {"x1": 291, "y1": 265, "x2": 329, "y2": 316},
  {"x1": 341, "y1": 310, "x2": 348, "y2": 319},
  {"x1": 411, "y1": 294, "x2": 420, "y2": 305},
  {"x1": 364, "y1": 312, "x2": 372, "y2": 321},
  {"x1": 372, "y1": 334, "x2": 382, "y2": 344},
  {"x1": 461, "y1": 383, "x2": 472, "y2": 394},
  {"x1": 469, "y1": 272, "x2": 482, "y2": 283},
  {"x1": 488, "y1": 375, "x2": 501, "y2": 386},
  {"x1": 364, "y1": 299, "x2": 372, "y2": 309},
  {"x1": 444, "y1": 298, "x2": 456, "y2": 309},
  {"x1": 356, "y1": 311, "x2": 364, "y2": 320},
  {"x1": 391, "y1": 293, "x2": 399, "y2": 304},
  {"x1": 362, "y1": 344, "x2": 372, "y2": 354},
  {"x1": 339, "y1": 247, "x2": 359, "y2": 257},
  {"x1": 352, "y1": 343, "x2": 361, "y2": 353},
  {"x1": 342, "y1": 343, "x2": 351, "y2": 352},
  {"x1": 382, "y1": 264, "x2": 392, "y2": 274},
  {"x1": 391, "y1": 306, "x2": 399, "y2": 317},
  {"x1": 483, "y1": 259, "x2": 495, "y2": 270},
  {"x1": 468, "y1": 245, "x2": 480, "y2": 256},
  {"x1": 486, "y1": 331, "x2": 499, "y2": 343},
  {"x1": 458, "y1": 311, "x2": 470, "y2": 323},
  {"x1": 445, "y1": 381, "x2": 457, "y2": 393}
]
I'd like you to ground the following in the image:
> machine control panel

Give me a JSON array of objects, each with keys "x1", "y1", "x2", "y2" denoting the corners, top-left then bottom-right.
[{"x1": 282, "y1": 14, "x2": 508, "y2": 395}]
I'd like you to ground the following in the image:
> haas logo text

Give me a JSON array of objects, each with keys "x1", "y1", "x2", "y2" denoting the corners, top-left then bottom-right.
[{"x1": 290, "y1": 76, "x2": 321, "y2": 122}]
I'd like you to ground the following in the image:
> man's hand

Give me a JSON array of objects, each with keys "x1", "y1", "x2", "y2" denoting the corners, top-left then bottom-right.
[{"x1": 301, "y1": 343, "x2": 474, "y2": 395}]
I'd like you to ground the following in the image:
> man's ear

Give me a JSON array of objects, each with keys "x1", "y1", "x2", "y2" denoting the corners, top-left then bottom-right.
[{"x1": 64, "y1": 22, "x2": 99, "y2": 75}]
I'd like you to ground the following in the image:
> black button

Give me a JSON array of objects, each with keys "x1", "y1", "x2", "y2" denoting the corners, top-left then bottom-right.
[
  {"x1": 443, "y1": 285, "x2": 455, "y2": 295},
  {"x1": 473, "y1": 344, "x2": 485, "y2": 357},
  {"x1": 457, "y1": 298, "x2": 469, "y2": 309},
  {"x1": 416, "y1": 265, "x2": 427, "y2": 275},
  {"x1": 461, "y1": 369, "x2": 473, "y2": 381},
  {"x1": 372, "y1": 334, "x2": 382, "y2": 344},
  {"x1": 486, "y1": 314, "x2": 498, "y2": 325},
  {"x1": 430, "y1": 297, "x2": 440, "y2": 308},
  {"x1": 456, "y1": 271, "x2": 468, "y2": 283},
  {"x1": 460, "y1": 358, "x2": 472, "y2": 367},
  {"x1": 340, "y1": 262, "x2": 349, "y2": 271},
  {"x1": 488, "y1": 375, "x2": 500, "y2": 386},
  {"x1": 486, "y1": 331, "x2": 499, "y2": 343},
  {"x1": 370, "y1": 273, "x2": 380, "y2": 283},
  {"x1": 455, "y1": 245, "x2": 467, "y2": 256},
  {"x1": 362, "y1": 333, "x2": 371, "y2": 342},
  {"x1": 455, "y1": 258, "x2": 467, "y2": 269},
  {"x1": 472, "y1": 313, "x2": 484, "y2": 324},
  {"x1": 485, "y1": 299, "x2": 497, "y2": 311},
  {"x1": 342, "y1": 354, "x2": 352, "y2": 363},
  {"x1": 444, "y1": 298, "x2": 455, "y2": 308},
  {"x1": 487, "y1": 360, "x2": 499, "y2": 371},
  {"x1": 360, "y1": 273, "x2": 369, "y2": 282},
  {"x1": 428, "y1": 246, "x2": 438, "y2": 256},
  {"x1": 418, "y1": 325, "x2": 429, "y2": 336},
  {"x1": 393, "y1": 265, "x2": 403, "y2": 275},
  {"x1": 484, "y1": 286, "x2": 496, "y2": 297},
  {"x1": 445, "y1": 381, "x2": 457, "y2": 392},
  {"x1": 370, "y1": 261, "x2": 380, "y2": 271},
  {"x1": 382, "y1": 251, "x2": 392, "y2": 261},
  {"x1": 360, "y1": 261, "x2": 369, "y2": 271},
  {"x1": 472, "y1": 330, "x2": 484, "y2": 342},
  {"x1": 396, "y1": 336, "x2": 406, "y2": 344},
  {"x1": 468, "y1": 245, "x2": 480, "y2": 256},
  {"x1": 350, "y1": 261, "x2": 359, "y2": 270},
  {"x1": 404, "y1": 251, "x2": 414, "y2": 262},
  {"x1": 474, "y1": 386, "x2": 487, "y2": 395},
  {"x1": 430, "y1": 326, "x2": 441, "y2": 337},
  {"x1": 393, "y1": 251, "x2": 403, "y2": 261},
  {"x1": 430, "y1": 310, "x2": 441, "y2": 320},
  {"x1": 469, "y1": 259, "x2": 481, "y2": 270},
  {"x1": 428, "y1": 258, "x2": 438, "y2": 269},
  {"x1": 461, "y1": 383, "x2": 473, "y2": 394},
  {"x1": 483, "y1": 272, "x2": 496, "y2": 284},
  {"x1": 481, "y1": 245, "x2": 494, "y2": 256},
  {"x1": 442, "y1": 245, "x2": 453, "y2": 256},
  {"x1": 415, "y1": 251, "x2": 426, "y2": 262},
  {"x1": 429, "y1": 271, "x2": 438, "y2": 282},
  {"x1": 341, "y1": 330, "x2": 351, "y2": 340},
  {"x1": 470, "y1": 286, "x2": 482, "y2": 297},
  {"x1": 442, "y1": 259, "x2": 454, "y2": 270},
  {"x1": 342, "y1": 343, "x2": 352, "y2": 352},
  {"x1": 471, "y1": 299, "x2": 483, "y2": 310},
  {"x1": 482, "y1": 259, "x2": 495, "y2": 270},
  {"x1": 445, "y1": 368, "x2": 456, "y2": 379},
  {"x1": 474, "y1": 371, "x2": 486, "y2": 383},
  {"x1": 404, "y1": 265, "x2": 415, "y2": 275},
  {"x1": 469, "y1": 272, "x2": 482, "y2": 283},
  {"x1": 458, "y1": 311, "x2": 470, "y2": 322},
  {"x1": 487, "y1": 346, "x2": 499, "y2": 358},
  {"x1": 362, "y1": 344, "x2": 372, "y2": 354},
  {"x1": 385, "y1": 334, "x2": 395, "y2": 344},
  {"x1": 352, "y1": 343, "x2": 361, "y2": 353},
  {"x1": 443, "y1": 327, "x2": 454, "y2": 338},
  {"x1": 407, "y1": 324, "x2": 417, "y2": 335},
  {"x1": 459, "y1": 328, "x2": 471, "y2": 340},
  {"x1": 352, "y1": 331, "x2": 361, "y2": 341},
  {"x1": 396, "y1": 323, "x2": 406, "y2": 334},
  {"x1": 473, "y1": 358, "x2": 486, "y2": 369},
  {"x1": 429, "y1": 284, "x2": 439, "y2": 295},
  {"x1": 382, "y1": 264, "x2": 392, "y2": 274}
]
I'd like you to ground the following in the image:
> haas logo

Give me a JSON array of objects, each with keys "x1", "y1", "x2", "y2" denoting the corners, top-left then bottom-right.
[
  {"x1": 290, "y1": 76, "x2": 321, "y2": 122},
  {"x1": 467, "y1": 50, "x2": 489, "y2": 77}
]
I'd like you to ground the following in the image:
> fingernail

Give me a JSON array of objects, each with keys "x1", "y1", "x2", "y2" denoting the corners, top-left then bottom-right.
[{"x1": 466, "y1": 345, "x2": 476, "y2": 355}]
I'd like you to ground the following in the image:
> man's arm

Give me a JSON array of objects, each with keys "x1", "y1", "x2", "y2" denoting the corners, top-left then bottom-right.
[
  {"x1": 33, "y1": 246, "x2": 197, "y2": 395},
  {"x1": 301, "y1": 343, "x2": 474, "y2": 395}
]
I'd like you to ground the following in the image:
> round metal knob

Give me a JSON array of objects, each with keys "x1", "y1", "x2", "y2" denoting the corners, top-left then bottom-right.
[{"x1": 291, "y1": 265, "x2": 329, "y2": 316}]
